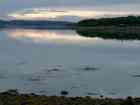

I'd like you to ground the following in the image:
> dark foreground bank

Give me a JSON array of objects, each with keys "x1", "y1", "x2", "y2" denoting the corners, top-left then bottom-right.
[{"x1": 0, "y1": 90, "x2": 139, "y2": 105}]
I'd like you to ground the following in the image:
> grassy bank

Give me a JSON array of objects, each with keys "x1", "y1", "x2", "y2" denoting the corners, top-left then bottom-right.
[{"x1": 0, "y1": 90, "x2": 139, "y2": 105}]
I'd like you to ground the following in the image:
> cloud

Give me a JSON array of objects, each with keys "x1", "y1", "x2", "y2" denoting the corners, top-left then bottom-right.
[
  {"x1": 30, "y1": 0, "x2": 140, "y2": 6},
  {"x1": 8, "y1": 8, "x2": 140, "y2": 22}
]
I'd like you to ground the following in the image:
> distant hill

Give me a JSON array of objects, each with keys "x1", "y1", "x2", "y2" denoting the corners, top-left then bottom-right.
[
  {"x1": 0, "y1": 20, "x2": 75, "y2": 29},
  {"x1": 77, "y1": 16, "x2": 140, "y2": 26}
]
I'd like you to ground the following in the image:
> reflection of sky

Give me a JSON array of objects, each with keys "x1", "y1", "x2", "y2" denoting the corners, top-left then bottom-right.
[{"x1": 7, "y1": 29, "x2": 101, "y2": 44}]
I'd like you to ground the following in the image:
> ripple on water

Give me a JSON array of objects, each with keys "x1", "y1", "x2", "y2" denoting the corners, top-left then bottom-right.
[
  {"x1": 131, "y1": 74, "x2": 140, "y2": 78},
  {"x1": 16, "y1": 60, "x2": 28, "y2": 66},
  {"x1": 44, "y1": 68, "x2": 61, "y2": 73},
  {"x1": 0, "y1": 72, "x2": 8, "y2": 79},
  {"x1": 20, "y1": 66, "x2": 63, "y2": 83},
  {"x1": 76, "y1": 65, "x2": 100, "y2": 72}
]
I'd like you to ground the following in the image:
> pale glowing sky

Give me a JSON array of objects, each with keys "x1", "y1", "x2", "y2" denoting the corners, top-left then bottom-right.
[
  {"x1": 8, "y1": 9, "x2": 105, "y2": 21},
  {"x1": 9, "y1": 9, "x2": 97, "y2": 18},
  {"x1": 8, "y1": 8, "x2": 140, "y2": 22}
]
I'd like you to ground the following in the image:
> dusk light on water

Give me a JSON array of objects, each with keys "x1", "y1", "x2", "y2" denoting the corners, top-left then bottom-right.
[{"x1": 0, "y1": 0, "x2": 140, "y2": 105}]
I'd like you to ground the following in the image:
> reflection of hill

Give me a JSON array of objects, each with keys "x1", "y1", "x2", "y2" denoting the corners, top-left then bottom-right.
[
  {"x1": 76, "y1": 26, "x2": 140, "y2": 40},
  {"x1": 0, "y1": 20, "x2": 75, "y2": 29}
]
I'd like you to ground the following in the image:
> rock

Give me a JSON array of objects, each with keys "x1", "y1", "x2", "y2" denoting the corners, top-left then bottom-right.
[
  {"x1": 2, "y1": 89, "x2": 19, "y2": 95},
  {"x1": 61, "y1": 91, "x2": 69, "y2": 95}
]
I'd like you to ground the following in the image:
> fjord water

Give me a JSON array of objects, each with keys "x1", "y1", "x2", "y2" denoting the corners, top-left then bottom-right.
[{"x1": 0, "y1": 29, "x2": 140, "y2": 97}]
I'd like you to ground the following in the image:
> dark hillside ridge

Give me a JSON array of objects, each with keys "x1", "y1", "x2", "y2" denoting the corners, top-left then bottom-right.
[
  {"x1": 0, "y1": 20, "x2": 75, "y2": 29},
  {"x1": 77, "y1": 16, "x2": 140, "y2": 26}
]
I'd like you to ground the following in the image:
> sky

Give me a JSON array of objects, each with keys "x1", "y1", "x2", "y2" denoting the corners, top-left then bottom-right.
[
  {"x1": 1, "y1": 0, "x2": 140, "y2": 12},
  {"x1": 0, "y1": 0, "x2": 140, "y2": 21}
]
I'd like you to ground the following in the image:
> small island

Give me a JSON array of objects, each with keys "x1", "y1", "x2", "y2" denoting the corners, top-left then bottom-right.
[{"x1": 76, "y1": 16, "x2": 140, "y2": 40}]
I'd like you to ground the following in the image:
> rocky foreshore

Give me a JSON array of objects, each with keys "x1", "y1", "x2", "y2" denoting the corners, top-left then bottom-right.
[{"x1": 0, "y1": 90, "x2": 139, "y2": 105}]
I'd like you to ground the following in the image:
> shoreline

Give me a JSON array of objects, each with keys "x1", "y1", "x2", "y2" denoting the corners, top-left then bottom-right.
[{"x1": 0, "y1": 90, "x2": 139, "y2": 105}]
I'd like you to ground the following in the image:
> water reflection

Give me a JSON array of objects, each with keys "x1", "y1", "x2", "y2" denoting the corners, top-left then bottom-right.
[
  {"x1": 1, "y1": 29, "x2": 140, "y2": 97},
  {"x1": 76, "y1": 27, "x2": 140, "y2": 40},
  {"x1": 7, "y1": 29, "x2": 101, "y2": 44}
]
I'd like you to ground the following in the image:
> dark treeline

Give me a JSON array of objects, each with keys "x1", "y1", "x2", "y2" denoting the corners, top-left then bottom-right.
[{"x1": 77, "y1": 16, "x2": 140, "y2": 26}]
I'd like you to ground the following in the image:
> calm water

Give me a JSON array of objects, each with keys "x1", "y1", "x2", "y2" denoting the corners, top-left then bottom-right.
[{"x1": 0, "y1": 29, "x2": 140, "y2": 97}]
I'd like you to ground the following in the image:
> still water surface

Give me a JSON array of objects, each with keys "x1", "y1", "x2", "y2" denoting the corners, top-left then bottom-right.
[{"x1": 0, "y1": 29, "x2": 140, "y2": 97}]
